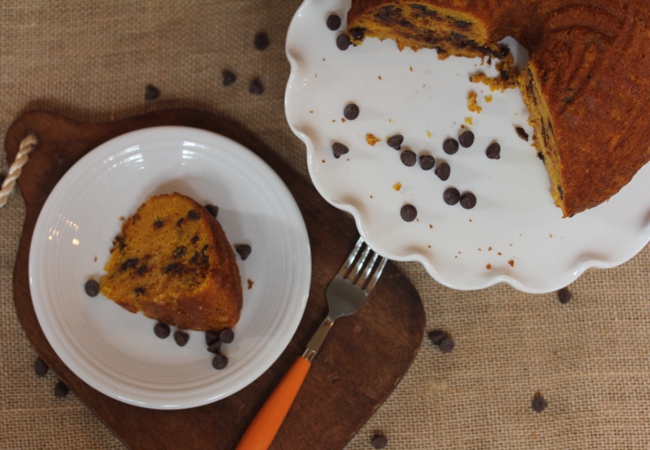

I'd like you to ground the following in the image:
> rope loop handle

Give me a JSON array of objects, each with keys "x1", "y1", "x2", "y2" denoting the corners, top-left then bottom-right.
[{"x1": 0, "y1": 133, "x2": 39, "y2": 208}]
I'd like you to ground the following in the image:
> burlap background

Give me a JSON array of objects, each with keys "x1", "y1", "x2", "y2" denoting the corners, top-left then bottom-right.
[{"x1": 1, "y1": 2, "x2": 649, "y2": 449}]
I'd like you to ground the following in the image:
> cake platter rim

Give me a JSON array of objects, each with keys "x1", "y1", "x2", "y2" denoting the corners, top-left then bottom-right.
[{"x1": 284, "y1": 0, "x2": 650, "y2": 294}]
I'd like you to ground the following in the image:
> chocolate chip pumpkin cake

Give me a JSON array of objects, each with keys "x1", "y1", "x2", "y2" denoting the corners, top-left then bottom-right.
[
  {"x1": 100, "y1": 192, "x2": 242, "y2": 331},
  {"x1": 346, "y1": 1, "x2": 650, "y2": 217}
]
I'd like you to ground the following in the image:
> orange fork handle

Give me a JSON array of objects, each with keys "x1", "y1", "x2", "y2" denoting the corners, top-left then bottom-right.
[{"x1": 236, "y1": 356, "x2": 311, "y2": 450}]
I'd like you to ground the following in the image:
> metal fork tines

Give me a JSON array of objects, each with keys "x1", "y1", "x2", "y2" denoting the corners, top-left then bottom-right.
[{"x1": 302, "y1": 237, "x2": 387, "y2": 362}]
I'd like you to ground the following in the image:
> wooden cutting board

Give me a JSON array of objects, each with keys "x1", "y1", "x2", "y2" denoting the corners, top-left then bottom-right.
[{"x1": 6, "y1": 109, "x2": 425, "y2": 450}]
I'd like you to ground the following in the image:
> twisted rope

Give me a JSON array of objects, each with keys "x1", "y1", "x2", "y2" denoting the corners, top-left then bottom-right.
[{"x1": 0, "y1": 133, "x2": 38, "y2": 208}]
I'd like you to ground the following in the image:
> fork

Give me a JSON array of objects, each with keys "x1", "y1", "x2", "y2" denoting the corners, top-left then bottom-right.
[{"x1": 236, "y1": 237, "x2": 387, "y2": 450}]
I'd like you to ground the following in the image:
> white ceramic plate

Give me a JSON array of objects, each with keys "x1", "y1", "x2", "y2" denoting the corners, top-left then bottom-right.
[
  {"x1": 29, "y1": 127, "x2": 311, "y2": 409},
  {"x1": 285, "y1": 0, "x2": 650, "y2": 293}
]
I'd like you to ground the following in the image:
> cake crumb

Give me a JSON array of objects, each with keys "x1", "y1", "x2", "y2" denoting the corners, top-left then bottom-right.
[
  {"x1": 94, "y1": 255, "x2": 98, "y2": 262},
  {"x1": 378, "y1": 75, "x2": 382, "y2": 80},
  {"x1": 485, "y1": 95, "x2": 493, "y2": 103},
  {"x1": 498, "y1": 252, "x2": 502, "y2": 255},
  {"x1": 508, "y1": 260, "x2": 515, "y2": 267},
  {"x1": 370, "y1": 195, "x2": 373, "y2": 199},
  {"x1": 392, "y1": 182, "x2": 402, "y2": 191},
  {"x1": 426, "y1": 130, "x2": 431, "y2": 138},
  {"x1": 550, "y1": 233, "x2": 553, "y2": 238},
  {"x1": 366, "y1": 134, "x2": 381, "y2": 146},
  {"x1": 409, "y1": 66, "x2": 413, "y2": 72},
  {"x1": 388, "y1": 118, "x2": 392, "y2": 123},
  {"x1": 465, "y1": 117, "x2": 473, "y2": 125},
  {"x1": 428, "y1": 245, "x2": 431, "y2": 248},
  {"x1": 309, "y1": 110, "x2": 313, "y2": 113},
  {"x1": 429, "y1": 224, "x2": 433, "y2": 229},
  {"x1": 486, "y1": 263, "x2": 492, "y2": 269},
  {"x1": 322, "y1": 159, "x2": 326, "y2": 163},
  {"x1": 247, "y1": 279, "x2": 254, "y2": 290},
  {"x1": 468, "y1": 92, "x2": 482, "y2": 113},
  {"x1": 315, "y1": 73, "x2": 318, "y2": 78},
  {"x1": 488, "y1": 247, "x2": 492, "y2": 251}
]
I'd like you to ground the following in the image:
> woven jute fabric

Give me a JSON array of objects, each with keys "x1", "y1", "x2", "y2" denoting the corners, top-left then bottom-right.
[{"x1": 1, "y1": 2, "x2": 649, "y2": 449}]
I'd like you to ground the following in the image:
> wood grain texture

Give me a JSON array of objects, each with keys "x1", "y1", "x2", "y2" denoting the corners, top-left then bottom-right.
[{"x1": 6, "y1": 109, "x2": 425, "y2": 450}]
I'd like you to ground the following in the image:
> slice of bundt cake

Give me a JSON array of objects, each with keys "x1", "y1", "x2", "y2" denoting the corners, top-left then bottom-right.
[
  {"x1": 100, "y1": 192, "x2": 242, "y2": 331},
  {"x1": 346, "y1": 0, "x2": 650, "y2": 217}
]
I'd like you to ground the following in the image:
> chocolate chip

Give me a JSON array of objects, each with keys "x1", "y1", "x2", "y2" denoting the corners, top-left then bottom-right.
[
  {"x1": 400, "y1": 150, "x2": 416, "y2": 167},
  {"x1": 220, "y1": 328, "x2": 235, "y2": 344},
  {"x1": 134, "y1": 287, "x2": 146, "y2": 296},
  {"x1": 34, "y1": 357, "x2": 49, "y2": 377},
  {"x1": 144, "y1": 84, "x2": 160, "y2": 101},
  {"x1": 204, "y1": 204, "x2": 219, "y2": 217},
  {"x1": 173, "y1": 246, "x2": 187, "y2": 258},
  {"x1": 207, "y1": 341, "x2": 222, "y2": 354},
  {"x1": 343, "y1": 103, "x2": 359, "y2": 120},
  {"x1": 332, "y1": 142, "x2": 349, "y2": 158},
  {"x1": 188, "y1": 210, "x2": 200, "y2": 220},
  {"x1": 137, "y1": 264, "x2": 148, "y2": 276},
  {"x1": 531, "y1": 393, "x2": 548, "y2": 412},
  {"x1": 458, "y1": 131, "x2": 474, "y2": 148},
  {"x1": 435, "y1": 163, "x2": 450, "y2": 181},
  {"x1": 121, "y1": 259, "x2": 139, "y2": 271},
  {"x1": 372, "y1": 434, "x2": 388, "y2": 449},
  {"x1": 84, "y1": 279, "x2": 99, "y2": 297},
  {"x1": 537, "y1": 152, "x2": 545, "y2": 163},
  {"x1": 154, "y1": 322, "x2": 171, "y2": 339},
  {"x1": 443, "y1": 188, "x2": 460, "y2": 205},
  {"x1": 206, "y1": 331, "x2": 220, "y2": 346},
  {"x1": 191, "y1": 235, "x2": 199, "y2": 244},
  {"x1": 235, "y1": 244, "x2": 252, "y2": 261},
  {"x1": 336, "y1": 33, "x2": 350, "y2": 51},
  {"x1": 557, "y1": 287, "x2": 572, "y2": 304},
  {"x1": 442, "y1": 138, "x2": 459, "y2": 155},
  {"x1": 153, "y1": 219, "x2": 164, "y2": 229},
  {"x1": 486, "y1": 143, "x2": 501, "y2": 159},
  {"x1": 515, "y1": 126, "x2": 529, "y2": 141},
  {"x1": 254, "y1": 33, "x2": 269, "y2": 51},
  {"x1": 387, "y1": 134, "x2": 404, "y2": 150},
  {"x1": 177, "y1": 218, "x2": 184, "y2": 227},
  {"x1": 212, "y1": 354, "x2": 229, "y2": 370},
  {"x1": 350, "y1": 27, "x2": 365, "y2": 40},
  {"x1": 439, "y1": 337, "x2": 455, "y2": 353},
  {"x1": 249, "y1": 78, "x2": 264, "y2": 95},
  {"x1": 428, "y1": 330, "x2": 445, "y2": 346},
  {"x1": 174, "y1": 331, "x2": 190, "y2": 347},
  {"x1": 222, "y1": 70, "x2": 236, "y2": 86},
  {"x1": 400, "y1": 204, "x2": 417, "y2": 222},
  {"x1": 326, "y1": 14, "x2": 341, "y2": 30},
  {"x1": 460, "y1": 192, "x2": 477, "y2": 209},
  {"x1": 420, "y1": 155, "x2": 435, "y2": 170},
  {"x1": 54, "y1": 381, "x2": 70, "y2": 398},
  {"x1": 164, "y1": 262, "x2": 178, "y2": 273}
]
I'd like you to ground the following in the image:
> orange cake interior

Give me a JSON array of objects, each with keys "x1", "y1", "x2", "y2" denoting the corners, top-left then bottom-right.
[{"x1": 100, "y1": 192, "x2": 242, "y2": 331}]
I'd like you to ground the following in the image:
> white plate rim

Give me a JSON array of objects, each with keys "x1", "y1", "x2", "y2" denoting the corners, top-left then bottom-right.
[{"x1": 28, "y1": 126, "x2": 312, "y2": 409}]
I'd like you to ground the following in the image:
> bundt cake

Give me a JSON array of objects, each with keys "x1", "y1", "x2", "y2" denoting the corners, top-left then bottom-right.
[
  {"x1": 346, "y1": 1, "x2": 650, "y2": 217},
  {"x1": 100, "y1": 192, "x2": 243, "y2": 331}
]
